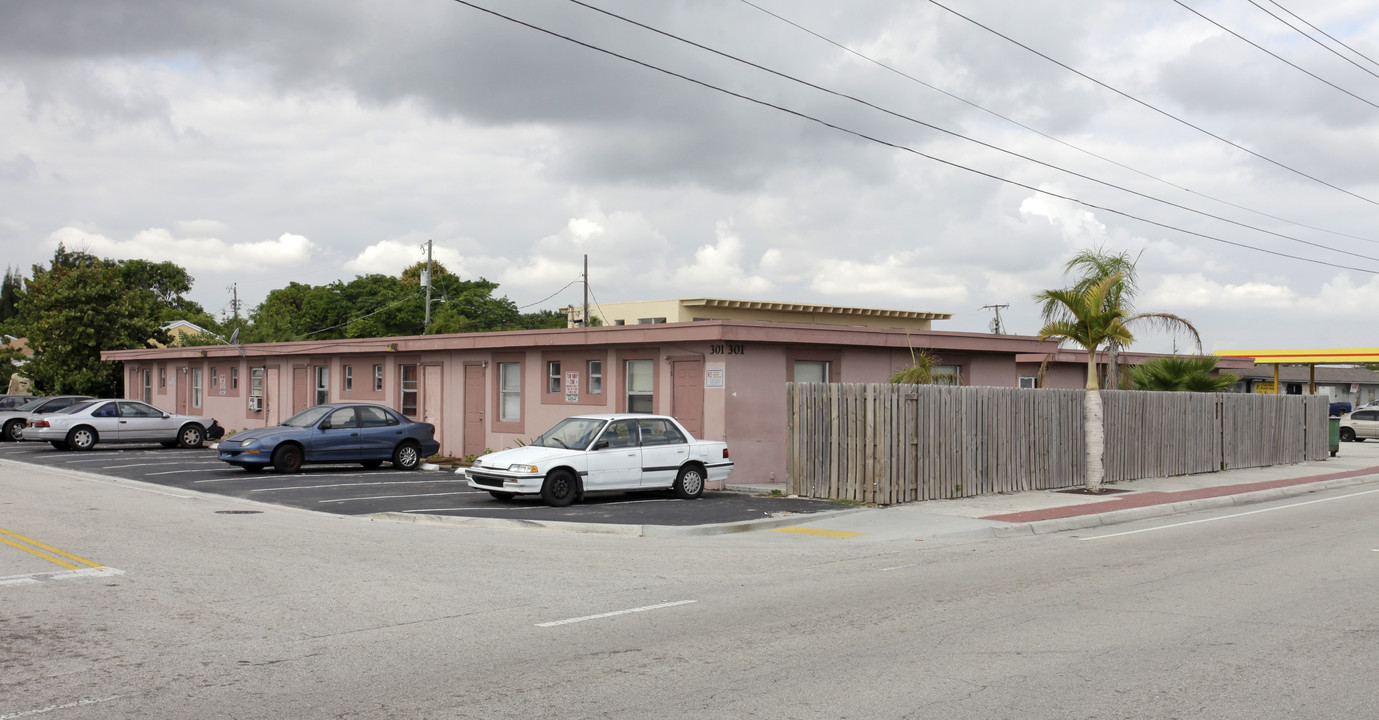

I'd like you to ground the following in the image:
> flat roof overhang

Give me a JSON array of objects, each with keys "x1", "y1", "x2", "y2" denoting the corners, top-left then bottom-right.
[{"x1": 1215, "y1": 349, "x2": 1379, "y2": 364}]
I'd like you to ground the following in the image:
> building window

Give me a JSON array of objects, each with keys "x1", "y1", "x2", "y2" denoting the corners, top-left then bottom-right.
[
  {"x1": 636, "y1": 317, "x2": 666, "y2": 324},
  {"x1": 159, "y1": 367, "x2": 166, "y2": 388},
  {"x1": 142, "y1": 369, "x2": 152, "y2": 404},
  {"x1": 251, "y1": 368, "x2": 264, "y2": 397},
  {"x1": 192, "y1": 368, "x2": 203, "y2": 408},
  {"x1": 548, "y1": 361, "x2": 561, "y2": 394},
  {"x1": 400, "y1": 365, "x2": 418, "y2": 417},
  {"x1": 315, "y1": 366, "x2": 329, "y2": 405},
  {"x1": 589, "y1": 360, "x2": 602, "y2": 395},
  {"x1": 934, "y1": 365, "x2": 962, "y2": 386},
  {"x1": 211, "y1": 367, "x2": 219, "y2": 390},
  {"x1": 794, "y1": 360, "x2": 830, "y2": 383},
  {"x1": 231, "y1": 367, "x2": 239, "y2": 390},
  {"x1": 626, "y1": 359, "x2": 653, "y2": 413},
  {"x1": 613, "y1": 320, "x2": 626, "y2": 326},
  {"x1": 374, "y1": 364, "x2": 383, "y2": 391},
  {"x1": 499, "y1": 362, "x2": 521, "y2": 422},
  {"x1": 344, "y1": 365, "x2": 353, "y2": 391}
]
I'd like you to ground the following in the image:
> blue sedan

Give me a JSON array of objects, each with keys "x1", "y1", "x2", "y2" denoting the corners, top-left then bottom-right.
[{"x1": 216, "y1": 403, "x2": 440, "y2": 473}]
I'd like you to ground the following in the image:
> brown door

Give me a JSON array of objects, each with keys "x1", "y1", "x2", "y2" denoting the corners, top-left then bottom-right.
[
  {"x1": 292, "y1": 366, "x2": 309, "y2": 413},
  {"x1": 265, "y1": 367, "x2": 281, "y2": 425},
  {"x1": 175, "y1": 365, "x2": 188, "y2": 414},
  {"x1": 672, "y1": 359, "x2": 704, "y2": 438},
  {"x1": 463, "y1": 364, "x2": 486, "y2": 458},
  {"x1": 422, "y1": 364, "x2": 444, "y2": 440}
]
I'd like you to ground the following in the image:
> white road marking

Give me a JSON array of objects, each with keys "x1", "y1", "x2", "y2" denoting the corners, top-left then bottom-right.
[
  {"x1": 537, "y1": 600, "x2": 698, "y2": 627},
  {"x1": 1, "y1": 694, "x2": 130, "y2": 719},
  {"x1": 0, "y1": 566, "x2": 126, "y2": 587},
  {"x1": 252, "y1": 480, "x2": 465, "y2": 492},
  {"x1": 318, "y1": 491, "x2": 470, "y2": 503},
  {"x1": 1079, "y1": 487, "x2": 1379, "y2": 540},
  {"x1": 879, "y1": 564, "x2": 917, "y2": 572}
]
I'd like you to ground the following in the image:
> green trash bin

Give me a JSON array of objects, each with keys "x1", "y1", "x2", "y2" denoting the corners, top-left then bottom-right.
[{"x1": 1329, "y1": 417, "x2": 1341, "y2": 457}]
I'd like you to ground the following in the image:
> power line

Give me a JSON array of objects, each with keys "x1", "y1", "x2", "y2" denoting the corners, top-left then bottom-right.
[
  {"x1": 1172, "y1": 0, "x2": 1379, "y2": 109},
  {"x1": 736, "y1": 0, "x2": 1379, "y2": 246},
  {"x1": 448, "y1": 0, "x2": 1379, "y2": 274},
  {"x1": 1245, "y1": 0, "x2": 1379, "y2": 81},
  {"x1": 925, "y1": 0, "x2": 1379, "y2": 208},
  {"x1": 1266, "y1": 0, "x2": 1379, "y2": 70},
  {"x1": 564, "y1": 0, "x2": 1379, "y2": 263},
  {"x1": 516, "y1": 275, "x2": 583, "y2": 309}
]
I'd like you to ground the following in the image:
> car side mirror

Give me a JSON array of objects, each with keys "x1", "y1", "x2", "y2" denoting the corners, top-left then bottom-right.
[
  {"x1": 162, "y1": 413, "x2": 170, "y2": 419},
  {"x1": 593, "y1": 439, "x2": 609, "y2": 450},
  {"x1": 320, "y1": 421, "x2": 332, "y2": 430}
]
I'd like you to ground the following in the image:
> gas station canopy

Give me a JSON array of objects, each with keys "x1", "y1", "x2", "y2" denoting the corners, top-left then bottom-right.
[{"x1": 1214, "y1": 349, "x2": 1379, "y2": 364}]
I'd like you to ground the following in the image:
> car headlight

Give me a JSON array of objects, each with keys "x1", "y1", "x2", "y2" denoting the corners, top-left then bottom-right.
[{"x1": 507, "y1": 464, "x2": 539, "y2": 474}]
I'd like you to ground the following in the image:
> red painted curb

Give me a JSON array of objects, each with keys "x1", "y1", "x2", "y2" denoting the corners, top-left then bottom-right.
[{"x1": 980, "y1": 466, "x2": 1379, "y2": 523}]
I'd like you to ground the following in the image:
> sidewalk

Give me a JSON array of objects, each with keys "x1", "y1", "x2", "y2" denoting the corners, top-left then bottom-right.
[{"x1": 724, "y1": 441, "x2": 1379, "y2": 540}]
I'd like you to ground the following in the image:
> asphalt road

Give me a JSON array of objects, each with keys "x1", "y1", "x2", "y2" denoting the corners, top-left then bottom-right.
[
  {"x1": 6, "y1": 461, "x2": 1379, "y2": 718},
  {"x1": 0, "y1": 440, "x2": 841, "y2": 526}
]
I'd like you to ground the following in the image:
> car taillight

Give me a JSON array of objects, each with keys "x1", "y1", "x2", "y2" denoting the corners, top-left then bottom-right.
[
  {"x1": 722, "y1": 448, "x2": 729, "y2": 458},
  {"x1": 32, "y1": 420, "x2": 48, "y2": 428}
]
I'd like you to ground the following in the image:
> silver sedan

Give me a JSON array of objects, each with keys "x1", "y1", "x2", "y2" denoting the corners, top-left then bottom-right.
[{"x1": 24, "y1": 399, "x2": 219, "y2": 451}]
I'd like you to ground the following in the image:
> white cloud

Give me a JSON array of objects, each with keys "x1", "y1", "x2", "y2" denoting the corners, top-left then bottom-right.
[{"x1": 43, "y1": 226, "x2": 317, "y2": 272}]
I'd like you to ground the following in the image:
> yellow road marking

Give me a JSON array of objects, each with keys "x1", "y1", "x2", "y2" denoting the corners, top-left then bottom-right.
[
  {"x1": 0, "y1": 527, "x2": 105, "y2": 570},
  {"x1": 771, "y1": 526, "x2": 865, "y2": 539}
]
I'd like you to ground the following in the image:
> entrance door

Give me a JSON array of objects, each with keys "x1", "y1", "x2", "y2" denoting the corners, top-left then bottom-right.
[
  {"x1": 265, "y1": 367, "x2": 281, "y2": 425},
  {"x1": 292, "y1": 366, "x2": 309, "y2": 413},
  {"x1": 422, "y1": 364, "x2": 443, "y2": 439},
  {"x1": 671, "y1": 359, "x2": 704, "y2": 438},
  {"x1": 175, "y1": 365, "x2": 188, "y2": 415},
  {"x1": 463, "y1": 364, "x2": 486, "y2": 458}
]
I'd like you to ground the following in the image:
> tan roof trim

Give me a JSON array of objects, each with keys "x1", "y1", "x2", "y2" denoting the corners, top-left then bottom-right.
[{"x1": 681, "y1": 297, "x2": 951, "y2": 320}]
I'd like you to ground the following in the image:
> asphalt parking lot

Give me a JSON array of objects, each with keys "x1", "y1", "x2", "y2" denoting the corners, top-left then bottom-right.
[{"x1": 0, "y1": 440, "x2": 844, "y2": 527}]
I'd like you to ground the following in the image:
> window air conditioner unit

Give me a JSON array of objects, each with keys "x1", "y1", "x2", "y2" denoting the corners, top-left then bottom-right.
[{"x1": 248, "y1": 396, "x2": 262, "y2": 411}]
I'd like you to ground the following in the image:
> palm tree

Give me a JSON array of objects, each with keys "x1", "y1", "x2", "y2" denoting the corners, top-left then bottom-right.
[
  {"x1": 1035, "y1": 272, "x2": 1202, "y2": 493},
  {"x1": 1130, "y1": 355, "x2": 1240, "y2": 392},
  {"x1": 891, "y1": 345, "x2": 960, "y2": 385},
  {"x1": 1056, "y1": 248, "x2": 1141, "y2": 388}
]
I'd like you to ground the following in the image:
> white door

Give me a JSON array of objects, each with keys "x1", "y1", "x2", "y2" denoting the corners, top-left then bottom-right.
[{"x1": 584, "y1": 419, "x2": 642, "y2": 489}]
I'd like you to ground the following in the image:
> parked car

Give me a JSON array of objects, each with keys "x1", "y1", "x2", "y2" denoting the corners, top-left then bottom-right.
[
  {"x1": 0, "y1": 394, "x2": 37, "y2": 412},
  {"x1": 1329, "y1": 401, "x2": 1352, "y2": 417},
  {"x1": 0, "y1": 395, "x2": 95, "y2": 441},
  {"x1": 1339, "y1": 409, "x2": 1379, "y2": 442},
  {"x1": 215, "y1": 403, "x2": 439, "y2": 473},
  {"x1": 461, "y1": 413, "x2": 735, "y2": 507},
  {"x1": 25, "y1": 399, "x2": 222, "y2": 450}
]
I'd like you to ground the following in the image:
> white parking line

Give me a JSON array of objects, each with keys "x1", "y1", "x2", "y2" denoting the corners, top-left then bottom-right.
[
  {"x1": 0, "y1": 694, "x2": 131, "y2": 719},
  {"x1": 317, "y1": 491, "x2": 470, "y2": 503},
  {"x1": 251, "y1": 480, "x2": 465, "y2": 492},
  {"x1": 537, "y1": 600, "x2": 698, "y2": 627},
  {"x1": 0, "y1": 566, "x2": 126, "y2": 587}
]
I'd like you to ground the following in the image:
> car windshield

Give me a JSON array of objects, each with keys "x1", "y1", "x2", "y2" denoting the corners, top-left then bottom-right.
[
  {"x1": 534, "y1": 417, "x2": 607, "y2": 450},
  {"x1": 282, "y1": 406, "x2": 333, "y2": 427},
  {"x1": 57, "y1": 401, "x2": 98, "y2": 414},
  {"x1": 15, "y1": 398, "x2": 47, "y2": 412}
]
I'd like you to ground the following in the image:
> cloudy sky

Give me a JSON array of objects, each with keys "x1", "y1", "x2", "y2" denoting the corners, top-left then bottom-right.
[{"x1": 4, "y1": 0, "x2": 1379, "y2": 352}]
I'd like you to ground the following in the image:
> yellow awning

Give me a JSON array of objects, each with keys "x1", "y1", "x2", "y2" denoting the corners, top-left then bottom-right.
[{"x1": 1214, "y1": 349, "x2": 1379, "y2": 364}]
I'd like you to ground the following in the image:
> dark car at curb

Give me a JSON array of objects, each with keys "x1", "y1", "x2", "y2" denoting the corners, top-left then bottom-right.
[{"x1": 216, "y1": 403, "x2": 440, "y2": 473}]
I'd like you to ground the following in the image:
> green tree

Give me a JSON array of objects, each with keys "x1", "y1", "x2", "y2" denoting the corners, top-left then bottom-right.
[
  {"x1": 1051, "y1": 248, "x2": 1144, "y2": 389},
  {"x1": 890, "y1": 346, "x2": 959, "y2": 385},
  {"x1": 1130, "y1": 355, "x2": 1240, "y2": 392},
  {"x1": 0, "y1": 266, "x2": 22, "y2": 329},
  {"x1": 1035, "y1": 272, "x2": 1201, "y2": 493},
  {"x1": 17, "y1": 245, "x2": 207, "y2": 395}
]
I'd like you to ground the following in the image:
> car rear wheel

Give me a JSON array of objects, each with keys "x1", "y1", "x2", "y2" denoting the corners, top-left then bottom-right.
[
  {"x1": 392, "y1": 441, "x2": 421, "y2": 470},
  {"x1": 673, "y1": 465, "x2": 705, "y2": 499},
  {"x1": 2, "y1": 419, "x2": 23, "y2": 441},
  {"x1": 66, "y1": 426, "x2": 97, "y2": 451},
  {"x1": 272, "y1": 445, "x2": 303, "y2": 473},
  {"x1": 541, "y1": 469, "x2": 578, "y2": 507},
  {"x1": 178, "y1": 424, "x2": 205, "y2": 449},
  {"x1": 1340, "y1": 427, "x2": 1356, "y2": 442}
]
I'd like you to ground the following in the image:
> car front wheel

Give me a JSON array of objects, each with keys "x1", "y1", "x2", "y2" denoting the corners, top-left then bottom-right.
[
  {"x1": 67, "y1": 426, "x2": 97, "y2": 451},
  {"x1": 392, "y1": 441, "x2": 421, "y2": 470},
  {"x1": 541, "y1": 469, "x2": 578, "y2": 507},
  {"x1": 178, "y1": 424, "x2": 205, "y2": 448},
  {"x1": 673, "y1": 465, "x2": 705, "y2": 499},
  {"x1": 272, "y1": 445, "x2": 303, "y2": 473}
]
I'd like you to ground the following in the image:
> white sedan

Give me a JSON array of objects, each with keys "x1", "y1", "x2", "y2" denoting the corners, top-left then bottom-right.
[
  {"x1": 24, "y1": 399, "x2": 222, "y2": 451},
  {"x1": 461, "y1": 413, "x2": 734, "y2": 506}
]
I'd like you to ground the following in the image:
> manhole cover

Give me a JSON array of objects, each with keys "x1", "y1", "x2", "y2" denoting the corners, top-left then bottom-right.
[{"x1": 215, "y1": 510, "x2": 264, "y2": 514}]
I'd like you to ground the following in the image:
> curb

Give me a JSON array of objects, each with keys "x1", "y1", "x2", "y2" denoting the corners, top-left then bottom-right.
[
  {"x1": 371, "y1": 507, "x2": 866, "y2": 537},
  {"x1": 990, "y1": 473, "x2": 1379, "y2": 537}
]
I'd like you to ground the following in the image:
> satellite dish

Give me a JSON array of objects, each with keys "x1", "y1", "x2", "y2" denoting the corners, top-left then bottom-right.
[{"x1": 229, "y1": 328, "x2": 240, "y2": 345}]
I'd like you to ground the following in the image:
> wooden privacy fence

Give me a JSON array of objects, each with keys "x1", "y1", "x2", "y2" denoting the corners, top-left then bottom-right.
[{"x1": 786, "y1": 383, "x2": 1330, "y2": 503}]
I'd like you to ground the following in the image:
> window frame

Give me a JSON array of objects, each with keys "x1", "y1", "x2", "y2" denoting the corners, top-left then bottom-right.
[
  {"x1": 315, "y1": 366, "x2": 329, "y2": 406},
  {"x1": 400, "y1": 364, "x2": 419, "y2": 418}
]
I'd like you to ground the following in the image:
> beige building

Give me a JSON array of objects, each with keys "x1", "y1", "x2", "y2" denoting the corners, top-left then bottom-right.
[{"x1": 565, "y1": 297, "x2": 951, "y2": 331}]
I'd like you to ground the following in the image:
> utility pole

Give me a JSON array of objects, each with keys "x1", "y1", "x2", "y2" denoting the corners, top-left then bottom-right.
[
  {"x1": 226, "y1": 283, "x2": 241, "y2": 326},
  {"x1": 982, "y1": 303, "x2": 1009, "y2": 335},
  {"x1": 422, "y1": 239, "x2": 433, "y2": 333},
  {"x1": 582, "y1": 254, "x2": 589, "y2": 327}
]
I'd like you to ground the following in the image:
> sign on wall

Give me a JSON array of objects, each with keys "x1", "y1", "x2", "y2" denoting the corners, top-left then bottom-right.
[{"x1": 565, "y1": 370, "x2": 580, "y2": 403}]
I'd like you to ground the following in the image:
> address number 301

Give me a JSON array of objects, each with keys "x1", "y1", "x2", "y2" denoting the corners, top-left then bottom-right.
[{"x1": 709, "y1": 344, "x2": 745, "y2": 355}]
